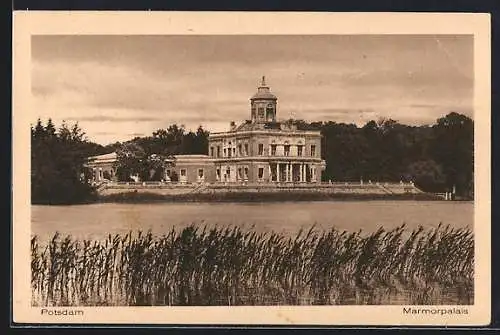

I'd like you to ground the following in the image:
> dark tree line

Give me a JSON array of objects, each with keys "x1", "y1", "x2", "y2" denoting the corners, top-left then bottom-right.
[
  {"x1": 294, "y1": 112, "x2": 473, "y2": 198},
  {"x1": 31, "y1": 112, "x2": 473, "y2": 204}
]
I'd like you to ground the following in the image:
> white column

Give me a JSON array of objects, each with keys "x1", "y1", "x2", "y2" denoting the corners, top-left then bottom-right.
[
  {"x1": 312, "y1": 165, "x2": 316, "y2": 182},
  {"x1": 277, "y1": 163, "x2": 280, "y2": 182},
  {"x1": 299, "y1": 164, "x2": 303, "y2": 182},
  {"x1": 287, "y1": 163, "x2": 291, "y2": 182},
  {"x1": 268, "y1": 164, "x2": 272, "y2": 182}
]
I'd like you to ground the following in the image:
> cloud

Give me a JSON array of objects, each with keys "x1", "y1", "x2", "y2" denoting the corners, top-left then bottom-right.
[
  {"x1": 31, "y1": 35, "x2": 473, "y2": 144},
  {"x1": 127, "y1": 132, "x2": 146, "y2": 137},
  {"x1": 408, "y1": 103, "x2": 441, "y2": 109},
  {"x1": 93, "y1": 131, "x2": 117, "y2": 136},
  {"x1": 63, "y1": 115, "x2": 162, "y2": 123}
]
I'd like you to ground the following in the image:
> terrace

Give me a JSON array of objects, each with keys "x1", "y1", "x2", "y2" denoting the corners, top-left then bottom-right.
[{"x1": 94, "y1": 180, "x2": 425, "y2": 196}]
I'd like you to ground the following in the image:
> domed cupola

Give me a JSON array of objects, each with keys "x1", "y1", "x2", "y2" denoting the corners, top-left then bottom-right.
[{"x1": 250, "y1": 76, "x2": 277, "y2": 123}]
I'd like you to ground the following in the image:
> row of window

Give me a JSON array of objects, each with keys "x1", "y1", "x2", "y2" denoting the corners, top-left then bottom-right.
[
  {"x1": 216, "y1": 167, "x2": 250, "y2": 180},
  {"x1": 210, "y1": 144, "x2": 317, "y2": 158},
  {"x1": 267, "y1": 144, "x2": 316, "y2": 157},
  {"x1": 210, "y1": 143, "x2": 250, "y2": 158},
  {"x1": 166, "y1": 165, "x2": 314, "y2": 182},
  {"x1": 166, "y1": 169, "x2": 204, "y2": 178},
  {"x1": 251, "y1": 105, "x2": 275, "y2": 119},
  {"x1": 269, "y1": 144, "x2": 315, "y2": 157}
]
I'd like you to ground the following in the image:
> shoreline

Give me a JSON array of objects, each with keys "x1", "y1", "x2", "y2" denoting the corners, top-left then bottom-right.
[{"x1": 31, "y1": 190, "x2": 465, "y2": 205}]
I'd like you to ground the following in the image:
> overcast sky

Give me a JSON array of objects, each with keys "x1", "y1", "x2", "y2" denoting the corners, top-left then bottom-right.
[{"x1": 31, "y1": 35, "x2": 473, "y2": 145}]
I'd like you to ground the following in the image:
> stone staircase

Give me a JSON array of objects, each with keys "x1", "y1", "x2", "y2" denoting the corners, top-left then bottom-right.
[{"x1": 188, "y1": 183, "x2": 209, "y2": 194}]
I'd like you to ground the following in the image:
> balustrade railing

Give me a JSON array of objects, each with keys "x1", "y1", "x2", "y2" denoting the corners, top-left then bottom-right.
[{"x1": 97, "y1": 180, "x2": 422, "y2": 192}]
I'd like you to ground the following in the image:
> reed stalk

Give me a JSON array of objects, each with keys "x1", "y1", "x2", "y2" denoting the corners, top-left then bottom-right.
[{"x1": 31, "y1": 223, "x2": 474, "y2": 306}]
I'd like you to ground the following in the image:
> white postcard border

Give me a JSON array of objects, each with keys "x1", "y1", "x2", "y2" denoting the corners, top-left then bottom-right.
[{"x1": 12, "y1": 11, "x2": 491, "y2": 326}]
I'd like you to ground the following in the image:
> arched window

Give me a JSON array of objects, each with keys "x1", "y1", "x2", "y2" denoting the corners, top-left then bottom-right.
[{"x1": 266, "y1": 104, "x2": 274, "y2": 120}]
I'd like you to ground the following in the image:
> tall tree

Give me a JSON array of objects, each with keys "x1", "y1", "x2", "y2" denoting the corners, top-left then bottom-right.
[
  {"x1": 113, "y1": 142, "x2": 175, "y2": 182},
  {"x1": 31, "y1": 120, "x2": 99, "y2": 204},
  {"x1": 430, "y1": 112, "x2": 474, "y2": 196}
]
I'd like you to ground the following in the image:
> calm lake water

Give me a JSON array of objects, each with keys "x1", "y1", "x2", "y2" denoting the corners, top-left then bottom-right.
[{"x1": 31, "y1": 200, "x2": 473, "y2": 242}]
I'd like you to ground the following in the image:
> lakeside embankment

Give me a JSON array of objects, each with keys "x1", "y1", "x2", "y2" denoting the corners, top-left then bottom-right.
[
  {"x1": 89, "y1": 181, "x2": 452, "y2": 203},
  {"x1": 97, "y1": 190, "x2": 443, "y2": 203},
  {"x1": 31, "y1": 182, "x2": 462, "y2": 205}
]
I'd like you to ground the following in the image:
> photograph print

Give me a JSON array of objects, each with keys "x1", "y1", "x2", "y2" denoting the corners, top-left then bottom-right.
[{"x1": 13, "y1": 11, "x2": 491, "y2": 326}]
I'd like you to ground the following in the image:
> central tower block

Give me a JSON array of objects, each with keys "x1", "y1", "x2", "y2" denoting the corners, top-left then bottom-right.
[{"x1": 250, "y1": 76, "x2": 277, "y2": 123}]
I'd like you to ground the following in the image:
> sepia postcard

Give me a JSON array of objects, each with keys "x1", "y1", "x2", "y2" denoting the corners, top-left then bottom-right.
[{"x1": 12, "y1": 11, "x2": 491, "y2": 326}]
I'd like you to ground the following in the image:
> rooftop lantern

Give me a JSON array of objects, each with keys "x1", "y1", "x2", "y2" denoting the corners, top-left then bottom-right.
[{"x1": 250, "y1": 76, "x2": 277, "y2": 123}]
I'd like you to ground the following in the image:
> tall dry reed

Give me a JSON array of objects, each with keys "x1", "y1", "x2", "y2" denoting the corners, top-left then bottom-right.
[{"x1": 31, "y1": 223, "x2": 474, "y2": 306}]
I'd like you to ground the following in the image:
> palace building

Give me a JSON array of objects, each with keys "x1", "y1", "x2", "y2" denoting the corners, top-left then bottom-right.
[
  {"x1": 208, "y1": 77, "x2": 325, "y2": 183},
  {"x1": 86, "y1": 77, "x2": 326, "y2": 184}
]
